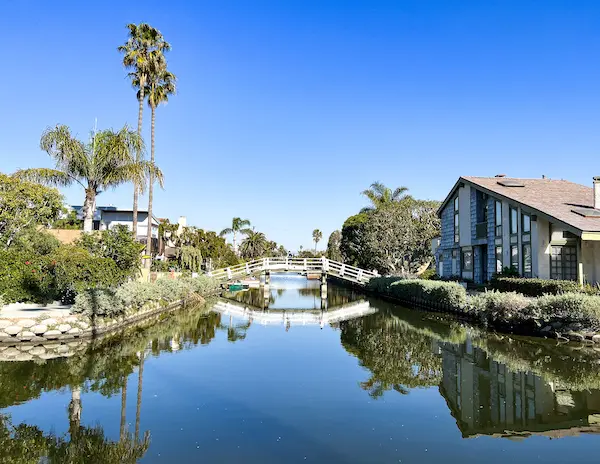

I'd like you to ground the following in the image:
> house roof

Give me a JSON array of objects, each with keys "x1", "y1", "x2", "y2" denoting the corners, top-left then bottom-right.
[{"x1": 439, "y1": 176, "x2": 600, "y2": 234}]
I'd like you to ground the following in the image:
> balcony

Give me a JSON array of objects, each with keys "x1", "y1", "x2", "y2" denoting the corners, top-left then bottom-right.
[{"x1": 475, "y1": 222, "x2": 488, "y2": 239}]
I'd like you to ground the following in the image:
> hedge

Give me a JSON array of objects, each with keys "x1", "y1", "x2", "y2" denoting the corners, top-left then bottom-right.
[
  {"x1": 490, "y1": 276, "x2": 581, "y2": 296},
  {"x1": 366, "y1": 277, "x2": 467, "y2": 308}
]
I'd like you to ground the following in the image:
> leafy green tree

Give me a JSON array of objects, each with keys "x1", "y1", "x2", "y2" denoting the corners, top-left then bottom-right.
[
  {"x1": 340, "y1": 213, "x2": 368, "y2": 266},
  {"x1": 0, "y1": 173, "x2": 63, "y2": 248},
  {"x1": 239, "y1": 230, "x2": 268, "y2": 260},
  {"x1": 326, "y1": 230, "x2": 342, "y2": 261},
  {"x1": 312, "y1": 229, "x2": 322, "y2": 253},
  {"x1": 52, "y1": 208, "x2": 83, "y2": 230},
  {"x1": 361, "y1": 181, "x2": 412, "y2": 213},
  {"x1": 220, "y1": 218, "x2": 252, "y2": 254},
  {"x1": 119, "y1": 23, "x2": 171, "y2": 237},
  {"x1": 16, "y1": 124, "x2": 162, "y2": 233}
]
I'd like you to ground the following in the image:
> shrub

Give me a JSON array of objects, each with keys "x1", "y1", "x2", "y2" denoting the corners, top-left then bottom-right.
[
  {"x1": 533, "y1": 293, "x2": 600, "y2": 327},
  {"x1": 183, "y1": 275, "x2": 220, "y2": 296},
  {"x1": 469, "y1": 291, "x2": 531, "y2": 322},
  {"x1": 490, "y1": 276, "x2": 581, "y2": 296},
  {"x1": 0, "y1": 249, "x2": 53, "y2": 303},
  {"x1": 72, "y1": 288, "x2": 124, "y2": 318},
  {"x1": 367, "y1": 277, "x2": 467, "y2": 308},
  {"x1": 115, "y1": 281, "x2": 160, "y2": 309}
]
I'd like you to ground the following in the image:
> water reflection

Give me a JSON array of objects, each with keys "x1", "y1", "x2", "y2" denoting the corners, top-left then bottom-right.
[{"x1": 2, "y1": 283, "x2": 600, "y2": 462}]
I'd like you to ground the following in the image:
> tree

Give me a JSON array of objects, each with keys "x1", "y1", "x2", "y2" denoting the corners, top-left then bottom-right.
[
  {"x1": 220, "y1": 218, "x2": 252, "y2": 254},
  {"x1": 16, "y1": 124, "x2": 163, "y2": 233},
  {"x1": 326, "y1": 230, "x2": 342, "y2": 261},
  {"x1": 340, "y1": 213, "x2": 368, "y2": 266},
  {"x1": 0, "y1": 173, "x2": 63, "y2": 248},
  {"x1": 239, "y1": 230, "x2": 268, "y2": 260},
  {"x1": 119, "y1": 23, "x2": 171, "y2": 238},
  {"x1": 312, "y1": 229, "x2": 322, "y2": 253},
  {"x1": 360, "y1": 199, "x2": 440, "y2": 275},
  {"x1": 361, "y1": 181, "x2": 412, "y2": 213},
  {"x1": 139, "y1": 55, "x2": 176, "y2": 265}
]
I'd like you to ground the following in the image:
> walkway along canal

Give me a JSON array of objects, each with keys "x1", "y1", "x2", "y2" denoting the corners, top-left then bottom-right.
[{"x1": 1, "y1": 275, "x2": 600, "y2": 462}]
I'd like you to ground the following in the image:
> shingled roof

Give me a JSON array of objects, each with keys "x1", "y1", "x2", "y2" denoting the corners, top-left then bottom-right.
[{"x1": 440, "y1": 176, "x2": 600, "y2": 234}]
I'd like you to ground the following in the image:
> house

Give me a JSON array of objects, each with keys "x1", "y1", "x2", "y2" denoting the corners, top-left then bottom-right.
[
  {"x1": 71, "y1": 205, "x2": 159, "y2": 242},
  {"x1": 435, "y1": 175, "x2": 600, "y2": 285}
]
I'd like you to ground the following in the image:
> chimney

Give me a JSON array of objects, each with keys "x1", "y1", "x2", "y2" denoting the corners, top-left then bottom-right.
[
  {"x1": 177, "y1": 216, "x2": 187, "y2": 236},
  {"x1": 594, "y1": 178, "x2": 600, "y2": 209},
  {"x1": 495, "y1": 174, "x2": 506, "y2": 178}
]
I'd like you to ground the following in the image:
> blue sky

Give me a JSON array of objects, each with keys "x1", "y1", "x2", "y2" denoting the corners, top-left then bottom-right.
[{"x1": 2, "y1": 1, "x2": 600, "y2": 250}]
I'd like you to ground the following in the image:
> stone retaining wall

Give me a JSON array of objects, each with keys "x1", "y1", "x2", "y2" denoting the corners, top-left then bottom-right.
[{"x1": 0, "y1": 299, "x2": 185, "y2": 348}]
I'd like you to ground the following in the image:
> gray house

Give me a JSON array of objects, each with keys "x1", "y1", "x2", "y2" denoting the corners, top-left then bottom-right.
[
  {"x1": 71, "y1": 205, "x2": 159, "y2": 241},
  {"x1": 435, "y1": 176, "x2": 600, "y2": 285}
]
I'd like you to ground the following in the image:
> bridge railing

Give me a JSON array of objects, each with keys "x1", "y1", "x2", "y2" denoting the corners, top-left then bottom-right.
[{"x1": 207, "y1": 257, "x2": 378, "y2": 285}]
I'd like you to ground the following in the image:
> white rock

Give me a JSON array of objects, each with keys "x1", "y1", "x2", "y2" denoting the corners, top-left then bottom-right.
[
  {"x1": 41, "y1": 318, "x2": 57, "y2": 327},
  {"x1": 18, "y1": 331, "x2": 35, "y2": 341},
  {"x1": 78, "y1": 322, "x2": 90, "y2": 330},
  {"x1": 0, "y1": 320, "x2": 12, "y2": 329},
  {"x1": 56, "y1": 345, "x2": 70, "y2": 354},
  {"x1": 31, "y1": 325, "x2": 48, "y2": 335},
  {"x1": 29, "y1": 346, "x2": 46, "y2": 356},
  {"x1": 3, "y1": 347, "x2": 19, "y2": 357},
  {"x1": 4, "y1": 326, "x2": 22, "y2": 336},
  {"x1": 65, "y1": 316, "x2": 79, "y2": 323},
  {"x1": 67, "y1": 328, "x2": 82, "y2": 336},
  {"x1": 44, "y1": 330, "x2": 61, "y2": 340},
  {"x1": 17, "y1": 319, "x2": 36, "y2": 328},
  {"x1": 58, "y1": 324, "x2": 71, "y2": 333},
  {"x1": 14, "y1": 353, "x2": 32, "y2": 361}
]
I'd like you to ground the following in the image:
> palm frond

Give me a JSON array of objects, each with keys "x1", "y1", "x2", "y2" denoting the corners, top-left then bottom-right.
[
  {"x1": 13, "y1": 168, "x2": 76, "y2": 187},
  {"x1": 219, "y1": 228, "x2": 233, "y2": 237}
]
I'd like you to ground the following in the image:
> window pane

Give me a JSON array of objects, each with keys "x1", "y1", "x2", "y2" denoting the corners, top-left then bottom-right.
[
  {"x1": 522, "y1": 214, "x2": 531, "y2": 234},
  {"x1": 511, "y1": 245, "x2": 519, "y2": 270},
  {"x1": 454, "y1": 197, "x2": 459, "y2": 211},
  {"x1": 462, "y1": 251, "x2": 473, "y2": 271},
  {"x1": 510, "y1": 208, "x2": 518, "y2": 235},
  {"x1": 495, "y1": 246, "x2": 503, "y2": 273},
  {"x1": 523, "y1": 244, "x2": 532, "y2": 277},
  {"x1": 495, "y1": 201, "x2": 502, "y2": 227}
]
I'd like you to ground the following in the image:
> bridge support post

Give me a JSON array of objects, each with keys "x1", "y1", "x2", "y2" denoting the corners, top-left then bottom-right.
[
  {"x1": 320, "y1": 272, "x2": 327, "y2": 300},
  {"x1": 264, "y1": 270, "x2": 271, "y2": 286}
]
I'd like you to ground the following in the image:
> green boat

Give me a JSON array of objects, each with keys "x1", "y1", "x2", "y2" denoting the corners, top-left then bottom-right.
[{"x1": 227, "y1": 283, "x2": 248, "y2": 292}]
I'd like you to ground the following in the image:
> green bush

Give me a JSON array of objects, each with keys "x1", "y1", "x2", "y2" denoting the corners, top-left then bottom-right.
[
  {"x1": 533, "y1": 293, "x2": 600, "y2": 327},
  {"x1": 72, "y1": 288, "x2": 124, "y2": 318},
  {"x1": 115, "y1": 281, "x2": 161, "y2": 309},
  {"x1": 367, "y1": 277, "x2": 467, "y2": 308},
  {"x1": 469, "y1": 291, "x2": 531, "y2": 322},
  {"x1": 0, "y1": 249, "x2": 54, "y2": 303},
  {"x1": 490, "y1": 276, "x2": 581, "y2": 296}
]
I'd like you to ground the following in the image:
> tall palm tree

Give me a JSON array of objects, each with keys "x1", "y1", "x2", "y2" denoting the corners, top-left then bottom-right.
[
  {"x1": 16, "y1": 124, "x2": 163, "y2": 232},
  {"x1": 239, "y1": 230, "x2": 268, "y2": 260},
  {"x1": 119, "y1": 23, "x2": 171, "y2": 238},
  {"x1": 312, "y1": 229, "x2": 322, "y2": 253},
  {"x1": 360, "y1": 181, "x2": 412, "y2": 213},
  {"x1": 137, "y1": 57, "x2": 176, "y2": 266},
  {"x1": 135, "y1": 351, "x2": 145, "y2": 441},
  {"x1": 220, "y1": 218, "x2": 252, "y2": 254}
]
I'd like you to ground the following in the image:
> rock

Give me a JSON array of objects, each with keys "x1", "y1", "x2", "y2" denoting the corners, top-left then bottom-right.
[
  {"x1": 17, "y1": 319, "x2": 36, "y2": 328},
  {"x1": 541, "y1": 325, "x2": 553, "y2": 333},
  {"x1": 78, "y1": 322, "x2": 90, "y2": 330},
  {"x1": 41, "y1": 318, "x2": 57, "y2": 327},
  {"x1": 29, "y1": 336, "x2": 45, "y2": 344},
  {"x1": 19, "y1": 345, "x2": 33, "y2": 351},
  {"x1": 38, "y1": 353, "x2": 57, "y2": 360},
  {"x1": 31, "y1": 325, "x2": 48, "y2": 335},
  {"x1": 14, "y1": 353, "x2": 32, "y2": 361},
  {"x1": 566, "y1": 332, "x2": 585, "y2": 342},
  {"x1": 67, "y1": 328, "x2": 82, "y2": 336},
  {"x1": 29, "y1": 346, "x2": 46, "y2": 356},
  {"x1": 551, "y1": 321, "x2": 563, "y2": 329},
  {"x1": 568, "y1": 322, "x2": 584, "y2": 331},
  {"x1": 56, "y1": 345, "x2": 70, "y2": 354},
  {"x1": 3, "y1": 347, "x2": 19, "y2": 357},
  {"x1": 57, "y1": 324, "x2": 71, "y2": 333},
  {"x1": 65, "y1": 316, "x2": 79, "y2": 323},
  {"x1": 592, "y1": 335, "x2": 600, "y2": 344},
  {"x1": 4, "y1": 326, "x2": 21, "y2": 336},
  {"x1": 0, "y1": 320, "x2": 12, "y2": 329},
  {"x1": 18, "y1": 331, "x2": 35, "y2": 341},
  {"x1": 43, "y1": 330, "x2": 61, "y2": 340}
]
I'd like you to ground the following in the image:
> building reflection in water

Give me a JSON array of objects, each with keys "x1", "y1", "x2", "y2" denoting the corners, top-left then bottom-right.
[{"x1": 437, "y1": 341, "x2": 600, "y2": 439}]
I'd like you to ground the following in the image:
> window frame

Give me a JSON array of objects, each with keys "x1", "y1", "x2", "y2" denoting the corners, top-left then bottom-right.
[
  {"x1": 522, "y1": 243, "x2": 532, "y2": 278},
  {"x1": 495, "y1": 200, "x2": 502, "y2": 237},
  {"x1": 522, "y1": 213, "x2": 531, "y2": 234},
  {"x1": 495, "y1": 245, "x2": 503, "y2": 274},
  {"x1": 510, "y1": 244, "x2": 519, "y2": 272},
  {"x1": 454, "y1": 196, "x2": 460, "y2": 243},
  {"x1": 509, "y1": 207, "x2": 518, "y2": 236},
  {"x1": 462, "y1": 249, "x2": 473, "y2": 272}
]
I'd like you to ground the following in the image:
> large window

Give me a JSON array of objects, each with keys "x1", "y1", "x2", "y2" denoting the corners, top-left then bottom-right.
[
  {"x1": 495, "y1": 246, "x2": 503, "y2": 273},
  {"x1": 454, "y1": 197, "x2": 459, "y2": 243},
  {"x1": 522, "y1": 243, "x2": 532, "y2": 278},
  {"x1": 510, "y1": 245, "x2": 519, "y2": 271},
  {"x1": 462, "y1": 250, "x2": 473, "y2": 272},
  {"x1": 522, "y1": 213, "x2": 531, "y2": 234},
  {"x1": 550, "y1": 246, "x2": 577, "y2": 281},
  {"x1": 510, "y1": 207, "x2": 518, "y2": 235},
  {"x1": 495, "y1": 201, "x2": 502, "y2": 236}
]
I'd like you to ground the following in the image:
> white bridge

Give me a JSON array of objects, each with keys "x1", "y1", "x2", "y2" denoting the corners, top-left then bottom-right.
[
  {"x1": 207, "y1": 257, "x2": 378, "y2": 285},
  {"x1": 212, "y1": 299, "x2": 376, "y2": 327}
]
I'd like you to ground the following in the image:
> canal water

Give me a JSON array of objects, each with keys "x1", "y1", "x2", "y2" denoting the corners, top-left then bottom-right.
[{"x1": 1, "y1": 274, "x2": 600, "y2": 463}]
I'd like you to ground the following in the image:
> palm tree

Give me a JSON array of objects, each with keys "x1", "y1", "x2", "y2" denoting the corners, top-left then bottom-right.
[
  {"x1": 119, "y1": 23, "x2": 171, "y2": 238},
  {"x1": 220, "y1": 218, "x2": 252, "y2": 254},
  {"x1": 16, "y1": 124, "x2": 163, "y2": 232},
  {"x1": 239, "y1": 230, "x2": 268, "y2": 259},
  {"x1": 137, "y1": 57, "x2": 176, "y2": 265},
  {"x1": 312, "y1": 229, "x2": 322, "y2": 253},
  {"x1": 360, "y1": 181, "x2": 412, "y2": 213}
]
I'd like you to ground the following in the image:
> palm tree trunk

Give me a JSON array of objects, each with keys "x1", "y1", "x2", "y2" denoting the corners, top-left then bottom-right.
[
  {"x1": 83, "y1": 188, "x2": 95, "y2": 233},
  {"x1": 69, "y1": 385, "x2": 82, "y2": 439},
  {"x1": 120, "y1": 377, "x2": 128, "y2": 440},
  {"x1": 233, "y1": 231, "x2": 237, "y2": 255},
  {"x1": 145, "y1": 105, "x2": 156, "y2": 269},
  {"x1": 133, "y1": 86, "x2": 145, "y2": 239},
  {"x1": 135, "y1": 351, "x2": 145, "y2": 441}
]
